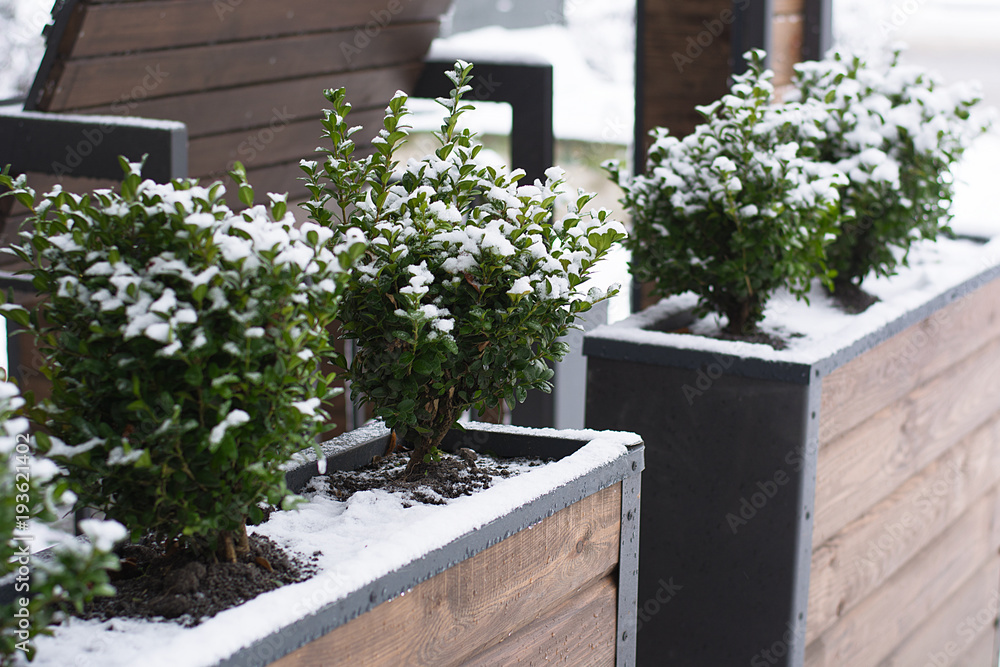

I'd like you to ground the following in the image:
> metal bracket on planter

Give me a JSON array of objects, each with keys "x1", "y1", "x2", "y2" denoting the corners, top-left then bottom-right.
[
  {"x1": 617, "y1": 452, "x2": 642, "y2": 667},
  {"x1": 0, "y1": 108, "x2": 188, "y2": 184}
]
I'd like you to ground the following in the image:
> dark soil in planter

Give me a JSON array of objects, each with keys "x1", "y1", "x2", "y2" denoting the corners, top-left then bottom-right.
[
  {"x1": 81, "y1": 534, "x2": 316, "y2": 627},
  {"x1": 828, "y1": 281, "x2": 880, "y2": 313},
  {"x1": 308, "y1": 447, "x2": 544, "y2": 507},
  {"x1": 654, "y1": 324, "x2": 791, "y2": 351}
]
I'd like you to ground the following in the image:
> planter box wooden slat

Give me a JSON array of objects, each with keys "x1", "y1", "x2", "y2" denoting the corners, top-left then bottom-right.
[
  {"x1": 818, "y1": 277, "x2": 1000, "y2": 444},
  {"x1": 462, "y1": 574, "x2": 619, "y2": 667},
  {"x1": 804, "y1": 487, "x2": 1000, "y2": 666},
  {"x1": 270, "y1": 482, "x2": 623, "y2": 667},
  {"x1": 813, "y1": 341, "x2": 1000, "y2": 547},
  {"x1": 584, "y1": 256, "x2": 1000, "y2": 665},
  {"x1": 873, "y1": 556, "x2": 1000, "y2": 667}
]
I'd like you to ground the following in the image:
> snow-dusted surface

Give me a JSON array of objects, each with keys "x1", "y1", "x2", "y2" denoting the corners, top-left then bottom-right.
[
  {"x1": 23, "y1": 423, "x2": 639, "y2": 667},
  {"x1": 589, "y1": 235, "x2": 1000, "y2": 365}
]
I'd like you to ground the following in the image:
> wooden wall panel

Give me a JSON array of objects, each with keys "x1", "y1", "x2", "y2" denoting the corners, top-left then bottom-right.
[
  {"x1": 70, "y1": 0, "x2": 453, "y2": 57},
  {"x1": 69, "y1": 64, "x2": 424, "y2": 138},
  {"x1": 462, "y1": 575, "x2": 617, "y2": 667},
  {"x1": 808, "y1": 421, "x2": 1000, "y2": 642},
  {"x1": 820, "y1": 278, "x2": 1000, "y2": 445},
  {"x1": 271, "y1": 483, "x2": 622, "y2": 667},
  {"x1": 873, "y1": 557, "x2": 1000, "y2": 667},
  {"x1": 813, "y1": 340, "x2": 1000, "y2": 546},
  {"x1": 42, "y1": 23, "x2": 441, "y2": 111},
  {"x1": 804, "y1": 488, "x2": 1000, "y2": 666}
]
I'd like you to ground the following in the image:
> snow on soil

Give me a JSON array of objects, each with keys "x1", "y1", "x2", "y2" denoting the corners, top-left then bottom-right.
[
  {"x1": 589, "y1": 234, "x2": 1000, "y2": 365},
  {"x1": 22, "y1": 424, "x2": 638, "y2": 667}
]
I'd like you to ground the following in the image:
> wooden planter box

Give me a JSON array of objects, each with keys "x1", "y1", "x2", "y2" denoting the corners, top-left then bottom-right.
[
  {"x1": 584, "y1": 260, "x2": 1000, "y2": 666},
  {"x1": 14, "y1": 423, "x2": 643, "y2": 666}
]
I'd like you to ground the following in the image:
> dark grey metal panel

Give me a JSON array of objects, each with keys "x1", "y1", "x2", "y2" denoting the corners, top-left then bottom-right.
[
  {"x1": 731, "y1": 0, "x2": 774, "y2": 74},
  {"x1": 0, "y1": 109, "x2": 188, "y2": 183},
  {"x1": 586, "y1": 356, "x2": 812, "y2": 666},
  {"x1": 415, "y1": 58, "x2": 553, "y2": 186},
  {"x1": 219, "y1": 422, "x2": 644, "y2": 667},
  {"x1": 802, "y1": 0, "x2": 833, "y2": 61}
]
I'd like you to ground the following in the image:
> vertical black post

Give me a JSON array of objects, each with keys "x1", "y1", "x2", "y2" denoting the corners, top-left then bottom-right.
[
  {"x1": 802, "y1": 0, "x2": 833, "y2": 61},
  {"x1": 731, "y1": 0, "x2": 774, "y2": 74}
]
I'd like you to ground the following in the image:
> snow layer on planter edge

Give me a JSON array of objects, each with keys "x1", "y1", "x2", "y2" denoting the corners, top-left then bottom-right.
[
  {"x1": 589, "y1": 234, "x2": 1000, "y2": 364},
  {"x1": 21, "y1": 425, "x2": 638, "y2": 667}
]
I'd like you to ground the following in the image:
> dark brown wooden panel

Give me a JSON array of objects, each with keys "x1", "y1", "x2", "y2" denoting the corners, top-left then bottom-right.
[
  {"x1": 41, "y1": 22, "x2": 441, "y2": 111},
  {"x1": 271, "y1": 483, "x2": 622, "y2": 667},
  {"x1": 70, "y1": 64, "x2": 423, "y2": 138},
  {"x1": 70, "y1": 0, "x2": 453, "y2": 57},
  {"x1": 188, "y1": 107, "x2": 388, "y2": 179}
]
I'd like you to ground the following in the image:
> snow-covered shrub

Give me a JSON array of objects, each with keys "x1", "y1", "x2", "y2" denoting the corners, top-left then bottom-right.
[
  {"x1": 789, "y1": 48, "x2": 989, "y2": 289},
  {"x1": 0, "y1": 382, "x2": 123, "y2": 664},
  {"x1": 301, "y1": 60, "x2": 626, "y2": 470},
  {"x1": 0, "y1": 160, "x2": 363, "y2": 561},
  {"x1": 606, "y1": 50, "x2": 845, "y2": 334}
]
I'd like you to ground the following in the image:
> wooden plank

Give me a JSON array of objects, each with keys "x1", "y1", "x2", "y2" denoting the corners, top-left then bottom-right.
[
  {"x1": 187, "y1": 107, "x2": 388, "y2": 179},
  {"x1": 70, "y1": 0, "x2": 453, "y2": 57},
  {"x1": 69, "y1": 64, "x2": 424, "y2": 138},
  {"x1": 42, "y1": 22, "x2": 441, "y2": 111},
  {"x1": 462, "y1": 575, "x2": 618, "y2": 667},
  {"x1": 271, "y1": 483, "x2": 622, "y2": 667},
  {"x1": 639, "y1": 0, "x2": 732, "y2": 141},
  {"x1": 773, "y1": 0, "x2": 805, "y2": 16},
  {"x1": 820, "y1": 277, "x2": 1000, "y2": 444},
  {"x1": 813, "y1": 335, "x2": 1000, "y2": 547},
  {"x1": 770, "y1": 14, "x2": 803, "y2": 87},
  {"x1": 807, "y1": 414, "x2": 1000, "y2": 643},
  {"x1": 953, "y1": 626, "x2": 998, "y2": 667},
  {"x1": 804, "y1": 487, "x2": 1000, "y2": 666},
  {"x1": 874, "y1": 557, "x2": 1000, "y2": 667}
]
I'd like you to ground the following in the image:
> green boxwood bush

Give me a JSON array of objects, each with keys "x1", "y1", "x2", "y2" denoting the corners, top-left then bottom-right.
[
  {"x1": 301, "y1": 61, "x2": 626, "y2": 469},
  {"x1": 607, "y1": 50, "x2": 846, "y2": 334},
  {"x1": 0, "y1": 161, "x2": 363, "y2": 561},
  {"x1": 0, "y1": 381, "x2": 122, "y2": 665},
  {"x1": 789, "y1": 48, "x2": 989, "y2": 291}
]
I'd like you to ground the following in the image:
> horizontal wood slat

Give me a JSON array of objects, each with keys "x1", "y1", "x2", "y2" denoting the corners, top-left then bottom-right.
[
  {"x1": 807, "y1": 419, "x2": 1000, "y2": 645},
  {"x1": 804, "y1": 487, "x2": 1000, "y2": 666},
  {"x1": 187, "y1": 107, "x2": 388, "y2": 179},
  {"x1": 874, "y1": 557, "x2": 1000, "y2": 667},
  {"x1": 773, "y1": 0, "x2": 805, "y2": 16},
  {"x1": 42, "y1": 22, "x2": 441, "y2": 111},
  {"x1": 70, "y1": 0, "x2": 453, "y2": 57},
  {"x1": 271, "y1": 483, "x2": 622, "y2": 667},
  {"x1": 462, "y1": 575, "x2": 618, "y2": 667},
  {"x1": 813, "y1": 336, "x2": 1000, "y2": 547},
  {"x1": 819, "y1": 278, "x2": 1000, "y2": 445},
  {"x1": 69, "y1": 64, "x2": 423, "y2": 138}
]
